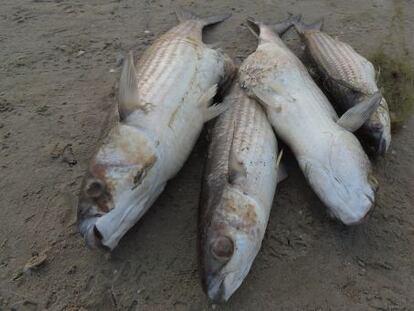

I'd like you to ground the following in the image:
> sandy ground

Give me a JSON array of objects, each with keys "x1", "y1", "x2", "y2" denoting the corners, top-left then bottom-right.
[{"x1": 0, "y1": 0, "x2": 413, "y2": 310}]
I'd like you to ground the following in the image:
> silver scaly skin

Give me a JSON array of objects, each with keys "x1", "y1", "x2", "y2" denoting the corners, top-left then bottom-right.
[
  {"x1": 294, "y1": 20, "x2": 391, "y2": 155},
  {"x1": 77, "y1": 9, "x2": 235, "y2": 250},
  {"x1": 199, "y1": 84, "x2": 281, "y2": 302},
  {"x1": 239, "y1": 17, "x2": 379, "y2": 225}
]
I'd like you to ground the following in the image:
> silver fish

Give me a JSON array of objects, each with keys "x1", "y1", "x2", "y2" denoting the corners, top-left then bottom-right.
[
  {"x1": 77, "y1": 9, "x2": 235, "y2": 250},
  {"x1": 239, "y1": 16, "x2": 379, "y2": 225},
  {"x1": 199, "y1": 83, "x2": 283, "y2": 302},
  {"x1": 294, "y1": 20, "x2": 391, "y2": 156}
]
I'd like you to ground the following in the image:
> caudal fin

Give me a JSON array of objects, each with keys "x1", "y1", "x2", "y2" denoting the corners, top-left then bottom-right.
[
  {"x1": 273, "y1": 14, "x2": 302, "y2": 35},
  {"x1": 175, "y1": 8, "x2": 231, "y2": 27},
  {"x1": 246, "y1": 14, "x2": 302, "y2": 38},
  {"x1": 293, "y1": 18, "x2": 324, "y2": 35}
]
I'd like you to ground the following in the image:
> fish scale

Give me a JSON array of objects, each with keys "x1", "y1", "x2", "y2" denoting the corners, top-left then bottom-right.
[
  {"x1": 295, "y1": 20, "x2": 391, "y2": 155},
  {"x1": 200, "y1": 84, "x2": 280, "y2": 302},
  {"x1": 314, "y1": 33, "x2": 368, "y2": 90},
  {"x1": 77, "y1": 9, "x2": 235, "y2": 250},
  {"x1": 239, "y1": 17, "x2": 377, "y2": 225}
]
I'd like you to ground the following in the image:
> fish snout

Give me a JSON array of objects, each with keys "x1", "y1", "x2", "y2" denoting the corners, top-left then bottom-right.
[
  {"x1": 369, "y1": 126, "x2": 391, "y2": 156},
  {"x1": 201, "y1": 235, "x2": 235, "y2": 302},
  {"x1": 376, "y1": 130, "x2": 391, "y2": 156},
  {"x1": 342, "y1": 200, "x2": 376, "y2": 226},
  {"x1": 338, "y1": 189, "x2": 376, "y2": 226},
  {"x1": 207, "y1": 279, "x2": 227, "y2": 303},
  {"x1": 78, "y1": 216, "x2": 104, "y2": 249}
]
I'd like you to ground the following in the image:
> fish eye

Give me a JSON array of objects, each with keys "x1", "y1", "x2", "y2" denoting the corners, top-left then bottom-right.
[
  {"x1": 210, "y1": 236, "x2": 234, "y2": 262},
  {"x1": 85, "y1": 179, "x2": 105, "y2": 198}
]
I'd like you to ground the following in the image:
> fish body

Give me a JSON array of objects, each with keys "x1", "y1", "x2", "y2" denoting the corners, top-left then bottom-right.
[
  {"x1": 239, "y1": 18, "x2": 378, "y2": 225},
  {"x1": 200, "y1": 84, "x2": 281, "y2": 302},
  {"x1": 77, "y1": 9, "x2": 235, "y2": 250},
  {"x1": 294, "y1": 20, "x2": 391, "y2": 155}
]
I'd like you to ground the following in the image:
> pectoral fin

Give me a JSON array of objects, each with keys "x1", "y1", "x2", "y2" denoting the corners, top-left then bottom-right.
[
  {"x1": 337, "y1": 91, "x2": 382, "y2": 132},
  {"x1": 201, "y1": 84, "x2": 229, "y2": 122},
  {"x1": 118, "y1": 51, "x2": 140, "y2": 120},
  {"x1": 205, "y1": 103, "x2": 229, "y2": 122}
]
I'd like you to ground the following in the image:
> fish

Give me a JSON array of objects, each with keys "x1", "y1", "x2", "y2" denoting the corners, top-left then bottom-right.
[
  {"x1": 199, "y1": 83, "x2": 284, "y2": 302},
  {"x1": 293, "y1": 19, "x2": 391, "y2": 156},
  {"x1": 77, "y1": 9, "x2": 236, "y2": 250},
  {"x1": 239, "y1": 16, "x2": 380, "y2": 225}
]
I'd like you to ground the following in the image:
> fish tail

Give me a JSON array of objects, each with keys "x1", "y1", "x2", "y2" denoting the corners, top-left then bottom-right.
[
  {"x1": 175, "y1": 7, "x2": 231, "y2": 27},
  {"x1": 246, "y1": 18, "x2": 261, "y2": 38},
  {"x1": 272, "y1": 14, "x2": 302, "y2": 35},
  {"x1": 293, "y1": 18, "x2": 324, "y2": 35},
  {"x1": 246, "y1": 14, "x2": 301, "y2": 38}
]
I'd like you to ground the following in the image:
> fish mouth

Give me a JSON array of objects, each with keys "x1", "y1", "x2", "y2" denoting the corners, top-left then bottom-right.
[
  {"x1": 369, "y1": 129, "x2": 390, "y2": 156},
  {"x1": 205, "y1": 266, "x2": 251, "y2": 302},
  {"x1": 338, "y1": 191, "x2": 376, "y2": 226},
  {"x1": 206, "y1": 273, "x2": 229, "y2": 303},
  {"x1": 345, "y1": 202, "x2": 376, "y2": 225},
  {"x1": 78, "y1": 216, "x2": 109, "y2": 251},
  {"x1": 376, "y1": 136, "x2": 389, "y2": 156}
]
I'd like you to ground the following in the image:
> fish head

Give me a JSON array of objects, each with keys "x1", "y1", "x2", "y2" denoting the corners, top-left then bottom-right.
[
  {"x1": 201, "y1": 187, "x2": 263, "y2": 302},
  {"x1": 300, "y1": 131, "x2": 378, "y2": 225},
  {"x1": 360, "y1": 97, "x2": 391, "y2": 156},
  {"x1": 77, "y1": 124, "x2": 157, "y2": 250}
]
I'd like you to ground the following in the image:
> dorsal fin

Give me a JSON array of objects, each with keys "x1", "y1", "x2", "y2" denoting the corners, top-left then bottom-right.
[{"x1": 118, "y1": 51, "x2": 140, "y2": 120}]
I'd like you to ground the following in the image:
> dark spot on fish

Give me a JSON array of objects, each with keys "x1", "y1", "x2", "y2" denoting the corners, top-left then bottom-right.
[{"x1": 95, "y1": 195, "x2": 111, "y2": 213}]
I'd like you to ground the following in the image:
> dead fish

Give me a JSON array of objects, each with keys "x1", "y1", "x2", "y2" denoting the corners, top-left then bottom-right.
[
  {"x1": 239, "y1": 16, "x2": 379, "y2": 225},
  {"x1": 77, "y1": 9, "x2": 235, "y2": 250},
  {"x1": 294, "y1": 19, "x2": 391, "y2": 156},
  {"x1": 199, "y1": 83, "x2": 284, "y2": 302}
]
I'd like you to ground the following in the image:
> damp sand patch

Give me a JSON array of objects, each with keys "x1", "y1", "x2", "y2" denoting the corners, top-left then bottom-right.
[{"x1": 370, "y1": 51, "x2": 414, "y2": 129}]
